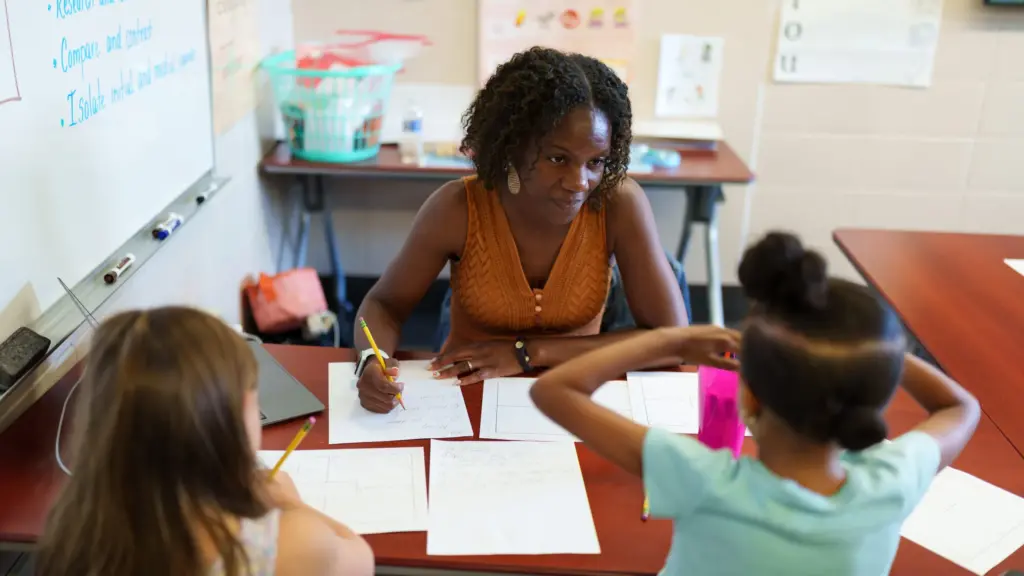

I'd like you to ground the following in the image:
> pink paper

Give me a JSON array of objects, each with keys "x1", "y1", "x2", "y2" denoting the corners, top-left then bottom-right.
[{"x1": 697, "y1": 366, "x2": 745, "y2": 458}]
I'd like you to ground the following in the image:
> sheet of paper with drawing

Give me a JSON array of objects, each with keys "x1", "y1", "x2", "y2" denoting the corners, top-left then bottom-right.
[
  {"x1": 327, "y1": 361, "x2": 473, "y2": 444},
  {"x1": 478, "y1": 378, "x2": 642, "y2": 442},
  {"x1": 257, "y1": 448, "x2": 428, "y2": 534},
  {"x1": 427, "y1": 440, "x2": 600, "y2": 556},
  {"x1": 900, "y1": 467, "x2": 1024, "y2": 575},
  {"x1": 626, "y1": 372, "x2": 751, "y2": 436}
]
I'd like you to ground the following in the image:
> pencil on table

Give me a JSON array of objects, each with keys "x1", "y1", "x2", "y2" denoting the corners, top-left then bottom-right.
[
  {"x1": 359, "y1": 317, "x2": 406, "y2": 410},
  {"x1": 642, "y1": 494, "x2": 650, "y2": 521},
  {"x1": 270, "y1": 416, "x2": 316, "y2": 478}
]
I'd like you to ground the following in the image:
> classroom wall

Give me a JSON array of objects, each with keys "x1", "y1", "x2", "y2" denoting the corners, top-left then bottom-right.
[{"x1": 293, "y1": 0, "x2": 1024, "y2": 285}]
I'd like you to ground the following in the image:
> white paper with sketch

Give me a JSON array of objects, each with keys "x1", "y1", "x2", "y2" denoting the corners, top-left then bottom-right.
[
  {"x1": 478, "y1": 378, "x2": 643, "y2": 442},
  {"x1": 773, "y1": 0, "x2": 944, "y2": 88},
  {"x1": 1006, "y1": 259, "x2": 1024, "y2": 278},
  {"x1": 655, "y1": 35, "x2": 725, "y2": 118},
  {"x1": 327, "y1": 361, "x2": 473, "y2": 444},
  {"x1": 257, "y1": 448, "x2": 428, "y2": 535},
  {"x1": 627, "y1": 372, "x2": 751, "y2": 436},
  {"x1": 900, "y1": 467, "x2": 1024, "y2": 575},
  {"x1": 427, "y1": 440, "x2": 600, "y2": 556}
]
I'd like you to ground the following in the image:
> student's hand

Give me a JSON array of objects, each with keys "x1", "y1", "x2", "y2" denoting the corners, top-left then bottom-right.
[
  {"x1": 663, "y1": 325, "x2": 741, "y2": 370},
  {"x1": 264, "y1": 471, "x2": 304, "y2": 511},
  {"x1": 428, "y1": 340, "x2": 522, "y2": 386},
  {"x1": 356, "y1": 358, "x2": 403, "y2": 413}
]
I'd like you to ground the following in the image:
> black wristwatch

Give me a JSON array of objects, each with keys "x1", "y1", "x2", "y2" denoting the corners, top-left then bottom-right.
[{"x1": 513, "y1": 338, "x2": 533, "y2": 372}]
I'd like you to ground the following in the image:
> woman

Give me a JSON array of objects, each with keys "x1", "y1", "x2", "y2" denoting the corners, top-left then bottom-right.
[
  {"x1": 37, "y1": 307, "x2": 373, "y2": 576},
  {"x1": 355, "y1": 46, "x2": 687, "y2": 413}
]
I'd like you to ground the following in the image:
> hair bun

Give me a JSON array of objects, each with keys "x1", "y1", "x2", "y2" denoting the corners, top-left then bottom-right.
[
  {"x1": 832, "y1": 406, "x2": 888, "y2": 451},
  {"x1": 738, "y1": 232, "x2": 828, "y2": 312}
]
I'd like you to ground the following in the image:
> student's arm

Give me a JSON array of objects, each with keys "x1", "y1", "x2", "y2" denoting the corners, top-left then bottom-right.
[
  {"x1": 903, "y1": 353, "x2": 981, "y2": 470},
  {"x1": 525, "y1": 180, "x2": 689, "y2": 368},
  {"x1": 276, "y1": 509, "x2": 374, "y2": 576},
  {"x1": 530, "y1": 327, "x2": 739, "y2": 475},
  {"x1": 352, "y1": 180, "x2": 467, "y2": 354}
]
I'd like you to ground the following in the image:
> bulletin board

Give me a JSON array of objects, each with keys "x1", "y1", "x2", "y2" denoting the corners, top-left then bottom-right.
[{"x1": 477, "y1": 0, "x2": 638, "y2": 86}]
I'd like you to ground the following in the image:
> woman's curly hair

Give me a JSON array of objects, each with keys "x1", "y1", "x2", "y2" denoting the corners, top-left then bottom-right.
[{"x1": 460, "y1": 46, "x2": 632, "y2": 203}]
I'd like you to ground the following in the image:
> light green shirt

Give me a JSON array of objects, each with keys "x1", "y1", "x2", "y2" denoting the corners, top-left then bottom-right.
[{"x1": 643, "y1": 428, "x2": 941, "y2": 575}]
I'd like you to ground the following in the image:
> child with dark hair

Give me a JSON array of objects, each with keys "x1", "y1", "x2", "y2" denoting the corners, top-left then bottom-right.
[{"x1": 531, "y1": 231, "x2": 981, "y2": 575}]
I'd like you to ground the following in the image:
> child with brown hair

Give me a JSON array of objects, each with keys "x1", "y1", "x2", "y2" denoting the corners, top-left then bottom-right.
[{"x1": 37, "y1": 306, "x2": 373, "y2": 576}]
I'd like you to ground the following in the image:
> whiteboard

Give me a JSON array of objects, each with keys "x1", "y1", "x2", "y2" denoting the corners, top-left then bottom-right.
[{"x1": 0, "y1": 0, "x2": 214, "y2": 315}]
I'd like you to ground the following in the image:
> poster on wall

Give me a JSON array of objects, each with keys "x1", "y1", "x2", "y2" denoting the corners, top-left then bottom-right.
[
  {"x1": 208, "y1": 0, "x2": 262, "y2": 135},
  {"x1": 654, "y1": 35, "x2": 724, "y2": 118},
  {"x1": 773, "y1": 0, "x2": 944, "y2": 88},
  {"x1": 477, "y1": 0, "x2": 637, "y2": 86}
]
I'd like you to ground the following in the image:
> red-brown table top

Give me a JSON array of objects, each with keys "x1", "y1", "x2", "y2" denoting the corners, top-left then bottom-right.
[
  {"x1": 260, "y1": 141, "x2": 755, "y2": 187},
  {"x1": 835, "y1": 229, "x2": 1024, "y2": 455},
  {"x1": 1, "y1": 344, "x2": 1021, "y2": 574}
]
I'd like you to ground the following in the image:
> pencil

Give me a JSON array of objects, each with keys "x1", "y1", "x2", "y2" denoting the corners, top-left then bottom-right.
[
  {"x1": 359, "y1": 317, "x2": 405, "y2": 410},
  {"x1": 642, "y1": 494, "x2": 650, "y2": 521},
  {"x1": 269, "y1": 416, "x2": 316, "y2": 478}
]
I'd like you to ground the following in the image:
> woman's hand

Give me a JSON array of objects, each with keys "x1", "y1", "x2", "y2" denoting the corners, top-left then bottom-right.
[
  {"x1": 428, "y1": 341, "x2": 523, "y2": 385},
  {"x1": 356, "y1": 358, "x2": 403, "y2": 413},
  {"x1": 660, "y1": 325, "x2": 742, "y2": 369}
]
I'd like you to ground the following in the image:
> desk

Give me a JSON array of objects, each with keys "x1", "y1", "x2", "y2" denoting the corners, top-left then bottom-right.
[
  {"x1": 834, "y1": 230, "x2": 1024, "y2": 455},
  {"x1": 260, "y1": 142, "x2": 755, "y2": 328},
  {"x1": 2, "y1": 345, "x2": 1022, "y2": 574}
]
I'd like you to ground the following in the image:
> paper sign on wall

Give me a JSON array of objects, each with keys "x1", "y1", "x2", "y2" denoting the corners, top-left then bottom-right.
[
  {"x1": 208, "y1": 0, "x2": 262, "y2": 134},
  {"x1": 478, "y1": 0, "x2": 637, "y2": 86},
  {"x1": 655, "y1": 35, "x2": 724, "y2": 118},
  {"x1": 773, "y1": 0, "x2": 944, "y2": 88}
]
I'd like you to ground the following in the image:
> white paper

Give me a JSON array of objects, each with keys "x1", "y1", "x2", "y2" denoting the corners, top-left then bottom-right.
[
  {"x1": 1006, "y1": 259, "x2": 1024, "y2": 278},
  {"x1": 427, "y1": 440, "x2": 601, "y2": 556},
  {"x1": 901, "y1": 467, "x2": 1024, "y2": 575},
  {"x1": 478, "y1": 378, "x2": 641, "y2": 442},
  {"x1": 257, "y1": 448, "x2": 428, "y2": 535},
  {"x1": 655, "y1": 35, "x2": 724, "y2": 118},
  {"x1": 327, "y1": 361, "x2": 473, "y2": 444},
  {"x1": 626, "y1": 372, "x2": 751, "y2": 436},
  {"x1": 773, "y1": 0, "x2": 944, "y2": 88}
]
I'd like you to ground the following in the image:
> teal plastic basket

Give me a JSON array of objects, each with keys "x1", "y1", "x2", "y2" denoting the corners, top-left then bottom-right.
[{"x1": 262, "y1": 51, "x2": 402, "y2": 163}]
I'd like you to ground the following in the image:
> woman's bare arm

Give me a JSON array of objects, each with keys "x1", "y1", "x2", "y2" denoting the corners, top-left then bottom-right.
[{"x1": 352, "y1": 181, "x2": 467, "y2": 354}]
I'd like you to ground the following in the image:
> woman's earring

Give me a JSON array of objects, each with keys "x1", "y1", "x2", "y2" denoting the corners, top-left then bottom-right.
[{"x1": 507, "y1": 165, "x2": 521, "y2": 195}]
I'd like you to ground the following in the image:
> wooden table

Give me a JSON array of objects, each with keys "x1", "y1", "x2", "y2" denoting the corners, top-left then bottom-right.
[
  {"x1": 260, "y1": 141, "x2": 755, "y2": 328},
  {"x1": 2, "y1": 344, "x2": 1023, "y2": 574},
  {"x1": 834, "y1": 230, "x2": 1024, "y2": 455}
]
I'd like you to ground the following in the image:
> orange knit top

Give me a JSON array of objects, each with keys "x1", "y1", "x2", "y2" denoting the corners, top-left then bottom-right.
[{"x1": 444, "y1": 176, "x2": 611, "y2": 351}]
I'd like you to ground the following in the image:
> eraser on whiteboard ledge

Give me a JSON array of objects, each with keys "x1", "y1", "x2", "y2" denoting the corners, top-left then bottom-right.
[{"x1": 0, "y1": 327, "x2": 51, "y2": 393}]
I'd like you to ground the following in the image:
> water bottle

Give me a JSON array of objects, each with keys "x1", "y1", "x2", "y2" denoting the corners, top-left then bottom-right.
[{"x1": 398, "y1": 102, "x2": 424, "y2": 165}]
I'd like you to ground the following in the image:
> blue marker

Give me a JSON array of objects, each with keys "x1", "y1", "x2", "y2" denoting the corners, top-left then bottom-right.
[{"x1": 152, "y1": 212, "x2": 184, "y2": 240}]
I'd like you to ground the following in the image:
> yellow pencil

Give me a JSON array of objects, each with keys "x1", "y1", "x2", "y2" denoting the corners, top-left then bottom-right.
[
  {"x1": 359, "y1": 317, "x2": 405, "y2": 410},
  {"x1": 269, "y1": 416, "x2": 316, "y2": 478},
  {"x1": 642, "y1": 494, "x2": 650, "y2": 521}
]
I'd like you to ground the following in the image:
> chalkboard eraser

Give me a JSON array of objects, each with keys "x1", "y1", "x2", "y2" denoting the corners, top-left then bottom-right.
[{"x1": 0, "y1": 327, "x2": 51, "y2": 393}]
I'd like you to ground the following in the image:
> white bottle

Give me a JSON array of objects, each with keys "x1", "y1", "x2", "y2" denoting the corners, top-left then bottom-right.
[{"x1": 398, "y1": 102, "x2": 424, "y2": 166}]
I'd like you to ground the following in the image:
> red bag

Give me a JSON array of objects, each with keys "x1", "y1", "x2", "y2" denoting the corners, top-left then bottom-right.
[{"x1": 245, "y1": 269, "x2": 328, "y2": 334}]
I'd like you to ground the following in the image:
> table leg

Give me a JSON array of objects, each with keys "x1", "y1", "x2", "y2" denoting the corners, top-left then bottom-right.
[
  {"x1": 294, "y1": 178, "x2": 312, "y2": 268},
  {"x1": 295, "y1": 176, "x2": 352, "y2": 321},
  {"x1": 675, "y1": 186, "x2": 726, "y2": 326},
  {"x1": 312, "y1": 176, "x2": 351, "y2": 316}
]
